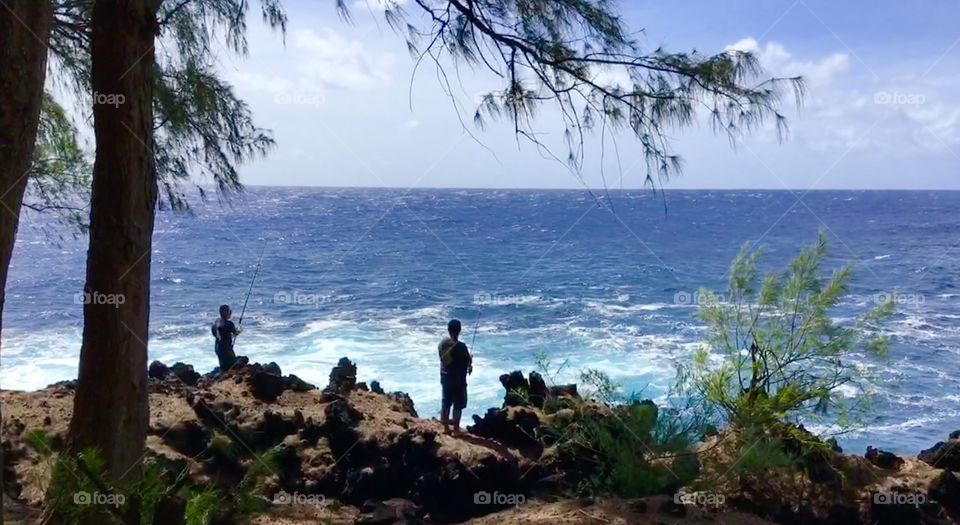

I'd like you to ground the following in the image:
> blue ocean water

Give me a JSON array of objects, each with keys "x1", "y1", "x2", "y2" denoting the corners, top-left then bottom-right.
[{"x1": 4, "y1": 188, "x2": 959, "y2": 453}]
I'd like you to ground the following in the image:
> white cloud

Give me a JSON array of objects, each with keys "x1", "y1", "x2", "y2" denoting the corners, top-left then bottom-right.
[
  {"x1": 230, "y1": 71, "x2": 293, "y2": 95},
  {"x1": 226, "y1": 27, "x2": 397, "y2": 104},
  {"x1": 725, "y1": 37, "x2": 849, "y2": 88},
  {"x1": 720, "y1": 37, "x2": 960, "y2": 159},
  {"x1": 291, "y1": 28, "x2": 396, "y2": 90}
]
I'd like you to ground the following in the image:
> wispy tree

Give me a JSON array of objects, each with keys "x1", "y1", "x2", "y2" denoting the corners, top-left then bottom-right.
[
  {"x1": 25, "y1": 95, "x2": 90, "y2": 235},
  {"x1": 344, "y1": 0, "x2": 804, "y2": 187},
  {"x1": 0, "y1": 12, "x2": 55, "y2": 525},
  {"x1": 0, "y1": 2, "x2": 284, "y2": 512},
  {"x1": 33, "y1": 0, "x2": 282, "y2": 222},
  {"x1": 61, "y1": 0, "x2": 286, "y2": 500}
]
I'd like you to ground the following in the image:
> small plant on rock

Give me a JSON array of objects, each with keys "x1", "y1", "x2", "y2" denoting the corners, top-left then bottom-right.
[
  {"x1": 677, "y1": 230, "x2": 894, "y2": 488},
  {"x1": 536, "y1": 367, "x2": 700, "y2": 498}
]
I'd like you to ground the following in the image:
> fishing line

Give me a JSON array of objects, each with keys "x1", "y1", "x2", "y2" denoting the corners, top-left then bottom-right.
[
  {"x1": 470, "y1": 306, "x2": 482, "y2": 349},
  {"x1": 238, "y1": 240, "x2": 267, "y2": 327}
]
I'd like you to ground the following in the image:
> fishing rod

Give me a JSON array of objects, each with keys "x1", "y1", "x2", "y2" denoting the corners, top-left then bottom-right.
[
  {"x1": 470, "y1": 306, "x2": 482, "y2": 348},
  {"x1": 238, "y1": 240, "x2": 267, "y2": 327}
]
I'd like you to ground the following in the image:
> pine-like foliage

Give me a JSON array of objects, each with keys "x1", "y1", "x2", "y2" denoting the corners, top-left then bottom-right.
[
  {"x1": 678, "y1": 230, "x2": 894, "y2": 435},
  {"x1": 346, "y1": 0, "x2": 805, "y2": 187},
  {"x1": 24, "y1": 94, "x2": 90, "y2": 235},
  {"x1": 30, "y1": 0, "x2": 286, "y2": 227},
  {"x1": 26, "y1": 428, "x2": 285, "y2": 524}
]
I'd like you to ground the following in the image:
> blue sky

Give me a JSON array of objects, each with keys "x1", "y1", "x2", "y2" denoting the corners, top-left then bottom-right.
[{"x1": 219, "y1": 0, "x2": 960, "y2": 189}]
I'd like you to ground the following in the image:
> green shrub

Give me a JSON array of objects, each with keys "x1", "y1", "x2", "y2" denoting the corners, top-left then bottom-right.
[
  {"x1": 676, "y1": 231, "x2": 893, "y2": 465},
  {"x1": 536, "y1": 367, "x2": 700, "y2": 498},
  {"x1": 27, "y1": 429, "x2": 281, "y2": 525}
]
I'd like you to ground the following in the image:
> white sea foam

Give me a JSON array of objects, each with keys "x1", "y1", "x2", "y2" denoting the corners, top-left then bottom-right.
[
  {"x1": 297, "y1": 319, "x2": 352, "y2": 336},
  {"x1": 583, "y1": 300, "x2": 676, "y2": 316},
  {"x1": 5, "y1": 290, "x2": 960, "y2": 449}
]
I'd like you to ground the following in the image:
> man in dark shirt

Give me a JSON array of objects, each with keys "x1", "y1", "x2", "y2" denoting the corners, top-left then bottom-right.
[
  {"x1": 212, "y1": 304, "x2": 242, "y2": 372},
  {"x1": 439, "y1": 319, "x2": 472, "y2": 435}
]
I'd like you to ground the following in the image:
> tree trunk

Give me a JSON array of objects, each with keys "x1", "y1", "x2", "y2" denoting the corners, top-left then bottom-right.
[
  {"x1": 67, "y1": 0, "x2": 160, "y2": 519},
  {"x1": 0, "y1": 2, "x2": 53, "y2": 521}
]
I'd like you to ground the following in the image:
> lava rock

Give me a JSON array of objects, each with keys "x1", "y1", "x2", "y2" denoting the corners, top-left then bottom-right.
[
  {"x1": 2, "y1": 440, "x2": 23, "y2": 497},
  {"x1": 929, "y1": 470, "x2": 960, "y2": 519},
  {"x1": 470, "y1": 405, "x2": 542, "y2": 452},
  {"x1": 284, "y1": 374, "x2": 316, "y2": 392},
  {"x1": 190, "y1": 397, "x2": 230, "y2": 430},
  {"x1": 327, "y1": 357, "x2": 358, "y2": 394},
  {"x1": 238, "y1": 410, "x2": 302, "y2": 449},
  {"x1": 920, "y1": 439, "x2": 960, "y2": 471},
  {"x1": 826, "y1": 437, "x2": 843, "y2": 453},
  {"x1": 325, "y1": 398, "x2": 363, "y2": 429},
  {"x1": 548, "y1": 384, "x2": 578, "y2": 399},
  {"x1": 323, "y1": 399, "x2": 363, "y2": 455},
  {"x1": 358, "y1": 498, "x2": 424, "y2": 524},
  {"x1": 274, "y1": 444, "x2": 304, "y2": 492},
  {"x1": 866, "y1": 446, "x2": 905, "y2": 470},
  {"x1": 299, "y1": 417, "x2": 323, "y2": 446},
  {"x1": 388, "y1": 391, "x2": 417, "y2": 417},
  {"x1": 148, "y1": 360, "x2": 170, "y2": 380},
  {"x1": 528, "y1": 371, "x2": 548, "y2": 408},
  {"x1": 170, "y1": 362, "x2": 201, "y2": 386},
  {"x1": 263, "y1": 362, "x2": 282, "y2": 376},
  {"x1": 343, "y1": 466, "x2": 377, "y2": 503},
  {"x1": 162, "y1": 420, "x2": 211, "y2": 457},
  {"x1": 250, "y1": 370, "x2": 285, "y2": 402},
  {"x1": 499, "y1": 371, "x2": 530, "y2": 407}
]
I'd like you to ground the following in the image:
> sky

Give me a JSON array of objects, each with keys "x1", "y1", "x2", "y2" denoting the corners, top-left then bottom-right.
[{"x1": 213, "y1": 0, "x2": 960, "y2": 190}]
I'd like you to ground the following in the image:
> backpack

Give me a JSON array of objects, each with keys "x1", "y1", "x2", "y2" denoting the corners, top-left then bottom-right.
[{"x1": 441, "y1": 340, "x2": 458, "y2": 367}]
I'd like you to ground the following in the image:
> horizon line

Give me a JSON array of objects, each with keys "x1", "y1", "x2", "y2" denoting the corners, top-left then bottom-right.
[{"x1": 241, "y1": 184, "x2": 960, "y2": 192}]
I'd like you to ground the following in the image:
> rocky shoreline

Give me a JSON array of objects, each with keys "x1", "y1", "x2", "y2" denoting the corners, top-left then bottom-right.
[{"x1": 1, "y1": 357, "x2": 959, "y2": 524}]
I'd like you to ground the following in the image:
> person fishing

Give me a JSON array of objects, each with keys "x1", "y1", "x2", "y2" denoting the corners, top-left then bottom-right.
[
  {"x1": 212, "y1": 241, "x2": 266, "y2": 373},
  {"x1": 439, "y1": 319, "x2": 473, "y2": 435},
  {"x1": 212, "y1": 304, "x2": 242, "y2": 371}
]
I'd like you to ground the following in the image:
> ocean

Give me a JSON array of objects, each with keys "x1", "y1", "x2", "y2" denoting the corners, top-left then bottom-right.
[{"x1": 4, "y1": 188, "x2": 959, "y2": 453}]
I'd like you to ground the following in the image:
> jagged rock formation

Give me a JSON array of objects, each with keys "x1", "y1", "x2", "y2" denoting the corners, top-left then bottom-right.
[{"x1": 1, "y1": 363, "x2": 959, "y2": 524}]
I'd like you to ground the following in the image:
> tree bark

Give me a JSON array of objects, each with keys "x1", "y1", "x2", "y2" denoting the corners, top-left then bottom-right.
[
  {"x1": 67, "y1": 0, "x2": 160, "y2": 519},
  {"x1": 0, "y1": 2, "x2": 53, "y2": 521}
]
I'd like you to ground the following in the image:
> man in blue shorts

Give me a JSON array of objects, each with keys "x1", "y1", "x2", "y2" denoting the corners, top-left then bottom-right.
[{"x1": 438, "y1": 319, "x2": 472, "y2": 435}]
